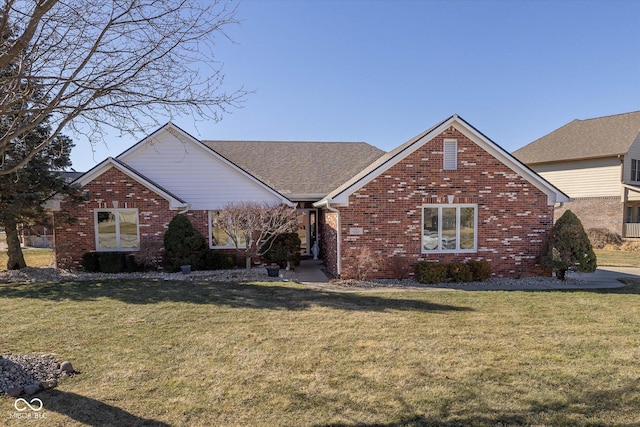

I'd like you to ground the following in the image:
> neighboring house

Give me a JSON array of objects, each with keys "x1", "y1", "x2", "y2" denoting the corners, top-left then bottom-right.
[
  {"x1": 53, "y1": 115, "x2": 567, "y2": 279},
  {"x1": 513, "y1": 111, "x2": 640, "y2": 238}
]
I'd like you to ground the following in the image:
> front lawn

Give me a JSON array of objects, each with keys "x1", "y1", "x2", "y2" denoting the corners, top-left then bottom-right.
[{"x1": 1, "y1": 279, "x2": 639, "y2": 426}]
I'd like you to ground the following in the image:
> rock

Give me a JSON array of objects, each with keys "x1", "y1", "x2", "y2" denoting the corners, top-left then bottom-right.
[
  {"x1": 7, "y1": 387, "x2": 22, "y2": 397},
  {"x1": 24, "y1": 383, "x2": 41, "y2": 395},
  {"x1": 60, "y1": 361, "x2": 75, "y2": 375},
  {"x1": 40, "y1": 379, "x2": 58, "y2": 390}
]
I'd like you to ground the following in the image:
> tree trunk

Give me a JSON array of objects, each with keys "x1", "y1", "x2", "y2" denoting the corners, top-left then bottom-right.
[
  {"x1": 4, "y1": 218, "x2": 26, "y2": 270},
  {"x1": 245, "y1": 256, "x2": 252, "y2": 270}
]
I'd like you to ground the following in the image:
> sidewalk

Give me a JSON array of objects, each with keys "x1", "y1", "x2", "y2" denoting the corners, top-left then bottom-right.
[
  {"x1": 295, "y1": 259, "x2": 329, "y2": 283},
  {"x1": 568, "y1": 266, "x2": 640, "y2": 289}
]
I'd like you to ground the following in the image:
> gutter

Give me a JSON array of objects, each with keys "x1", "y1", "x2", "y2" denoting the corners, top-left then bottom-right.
[{"x1": 315, "y1": 199, "x2": 341, "y2": 277}]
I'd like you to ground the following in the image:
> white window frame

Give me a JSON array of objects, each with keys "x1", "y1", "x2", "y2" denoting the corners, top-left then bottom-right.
[
  {"x1": 208, "y1": 210, "x2": 247, "y2": 249},
  {"x1": 421, "y1": 204, "x2": 478, "y2": 253},
  {"x1": 443, "y1": 139, "x2": 458, "y2": 170},
  {"x1": 94, "y1": 208, "x2": 140, "y2": 251}
]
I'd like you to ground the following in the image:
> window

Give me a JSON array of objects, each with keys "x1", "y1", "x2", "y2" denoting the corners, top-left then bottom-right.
[
  {"x1": 443, "y1": 139, "x2": 457, "y2": 170},
  {"x1": 632, "y1": 159, "x2": 640, "y2": 182},
  {"x1": 422, "y1": 204, "x2": 477, "y2": 253},
  {"x1": 209, "y1": 211, "x2": 246, "y2": 248},
  {"x1": 95, "y1": 209, "x2": 139, "y2": 251}
]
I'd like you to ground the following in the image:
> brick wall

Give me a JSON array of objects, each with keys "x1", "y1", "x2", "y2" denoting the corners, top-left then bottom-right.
[
  {"x1": 54, "y1": 167, "x2": 209, "y2": 269},
  {"x1": 336, "y1": 126, "x2": 554, "y2": 279},
  {"x1": 319, "y1": 209, "x2": 339, "y2": 277}
]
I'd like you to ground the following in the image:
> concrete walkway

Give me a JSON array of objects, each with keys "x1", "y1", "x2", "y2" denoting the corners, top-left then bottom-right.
[
  {"x1": 568, "y1": 266, "x2": 640, "y2": 289},
  {"x1": 295, "y1": 259, "x2": 329, "y2": 284}
]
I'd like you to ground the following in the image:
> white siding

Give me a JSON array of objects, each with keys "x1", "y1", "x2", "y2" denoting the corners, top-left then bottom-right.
[
  {"x1": 120, "y1": 129, "x2": 284, "y2": 210},
  {"x1": 531, "y1": 157, "x2": 621, "y2": 198}
]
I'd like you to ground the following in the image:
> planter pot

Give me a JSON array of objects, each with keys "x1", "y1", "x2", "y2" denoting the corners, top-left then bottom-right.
[
  {"x1": 181, "y1": 265, "x2": 191, "y2": 274},
  {"x1": 266, "y1": 265, "x2": 280, "y2": 278}
]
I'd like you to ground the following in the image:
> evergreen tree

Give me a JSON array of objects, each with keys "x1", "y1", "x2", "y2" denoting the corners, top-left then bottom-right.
[
  {"x1": 163, "y1": 214, "x2": 208, "y2": 272},
  {"x1": 541, "y1": 210, "x2": 597, "y2": 280},
  {"x1": 0, "y1": 121, "x2": 79, "y2": 269}
]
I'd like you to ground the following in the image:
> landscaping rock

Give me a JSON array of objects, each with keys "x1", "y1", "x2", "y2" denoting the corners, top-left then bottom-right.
[
  {"x1": 0, "y1": 353, "x2": 71, "y2": 396},
  {"x1": 60, "y1": 361, "x2": 75, "y2": 375}
]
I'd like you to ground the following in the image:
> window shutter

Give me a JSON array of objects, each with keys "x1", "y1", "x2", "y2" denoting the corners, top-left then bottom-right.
[{"x1": 443, "y1": 139, "x2": 457, "y2": 170}]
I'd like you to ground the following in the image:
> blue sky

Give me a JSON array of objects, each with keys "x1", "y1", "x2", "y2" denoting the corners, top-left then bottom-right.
[{"x1": 70, "y1": 0, "x2": 640, "y2": 172}]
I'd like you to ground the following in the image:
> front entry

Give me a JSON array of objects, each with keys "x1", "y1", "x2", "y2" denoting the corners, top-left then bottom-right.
[{"x1": 296, "y1": 209, "x2": 318, "y2": 256}]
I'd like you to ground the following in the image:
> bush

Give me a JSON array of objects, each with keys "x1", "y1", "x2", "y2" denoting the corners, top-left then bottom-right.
[
  {"x1": 134, "y1": 238, "x2": 164, "y2": 271},
  {"x1": 415, "y1": 261, "x2": 447, "y2": 284},
  {"x1": 541, "y1": 210, "x2": 597, "y2": 280},
  {"x1": 99, "y1": 252, "x2": 126, "y2": 273},
  {"x1": 81, "y1": 252, "x2": 100, "y2": 272},
  {"x1": 262, "y1": 233, "x2": 301, "y2": 268},
  {"x1": 81, "y1": 251, "x2": 139, "y2": 273},
  {"x1": 448, "y1": 262, "x2": 473, "y2": 282},
  {"x1": 204, "y1": 250, "x2": 238, "y2": 270},
  {"x1": 587, "y1": 228, "x2": 623, "y2": 249},
  {"x1": 467, "y1": 260, "x2": 492, "y2": 281},
  {"x1": 163, "y1": 214, "x2": 209, "y2": 272}
]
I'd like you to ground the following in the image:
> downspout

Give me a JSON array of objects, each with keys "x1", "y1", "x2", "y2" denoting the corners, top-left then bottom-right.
[
  {"x1": 320, "y1": 199, "x2": 341, "y2": 277},
  {"x1": 178, "y1": 204, "x2": 191, "y2": 214}
]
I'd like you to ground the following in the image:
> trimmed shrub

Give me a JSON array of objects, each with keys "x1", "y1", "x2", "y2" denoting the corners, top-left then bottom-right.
[
  {"x1": 448, "y1": 262, "x2": 473, "y2": 282},
  {"x1": 81, "y1": 252, "x2": 100, "y2": 272},
  {"x1": 415, "y1": 261, "x2": 447, "y2": 284},
  {"x1": 99, "y1": 252, "x2": 126, "y2": 273},
  {"x1": 541, "y1": 210, "x2": 597, "y2": 280},
  {"x1": 204, "y1": 250, "x2": 238, "y2": 270},
  {"x1": 467, "y1": 260, "x2": 492, "y2": 281},
  {"x1": 163, "y1": 214, "x2": 208, "y2": 272}
]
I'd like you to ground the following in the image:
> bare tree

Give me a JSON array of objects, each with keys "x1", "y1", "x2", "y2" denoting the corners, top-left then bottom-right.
[
  {"x1": 211, "y1": 202, "x2": 299, "y2": 269},
  {"x1": 0, "y1": 0, "x2": 245, "y2": 175}
]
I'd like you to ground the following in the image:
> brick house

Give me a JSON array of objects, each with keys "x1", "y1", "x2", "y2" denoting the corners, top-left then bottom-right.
[{"x1": 53, "y1": 115, "x2": 567, "y2": 278}]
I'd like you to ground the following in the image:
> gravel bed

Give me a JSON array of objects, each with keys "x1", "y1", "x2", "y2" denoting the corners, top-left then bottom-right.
[
  {"x1": 0, "y1": 266, "x2": 297, "y2": 284},
  {"x1": 0, "y1": 354, "x2": 75, "y2": 397}
]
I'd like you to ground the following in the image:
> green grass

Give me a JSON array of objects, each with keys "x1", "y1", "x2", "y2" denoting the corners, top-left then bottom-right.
[{"x1": 1, "y1": 279, "x2": 639, "y2": 426}]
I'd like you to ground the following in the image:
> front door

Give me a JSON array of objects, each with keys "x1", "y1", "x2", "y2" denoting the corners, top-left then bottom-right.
[{"x1": 296, "y1": 209, "x2": 318, "y2": 256}]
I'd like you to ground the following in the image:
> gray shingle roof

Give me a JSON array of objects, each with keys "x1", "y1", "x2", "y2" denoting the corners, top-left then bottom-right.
[
  {"x1": 513, "y1": 111, "x2": 640, "y2": 165},
  {"x1": 202, "y1": 140, "x2": 385, "y2": 199}
]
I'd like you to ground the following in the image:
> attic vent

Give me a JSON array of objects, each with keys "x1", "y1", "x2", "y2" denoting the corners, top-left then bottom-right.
[{"x1": 443, "y1": 139, "x2": 457, "y2": 170}]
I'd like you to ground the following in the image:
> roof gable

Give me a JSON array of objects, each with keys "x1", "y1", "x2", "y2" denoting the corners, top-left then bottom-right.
[
  {"x1": 115, "y1": 123, "x2": 293, "y2": 208},
  {"x1": 513, "y1": 111, "x2": 640, "y2": 164},
  {"x1": 74, "y1": 157, "x2": 188, "y2": 210},
  {"x1": 317, "y1": 115, "x2": 568, "y2": 207}
]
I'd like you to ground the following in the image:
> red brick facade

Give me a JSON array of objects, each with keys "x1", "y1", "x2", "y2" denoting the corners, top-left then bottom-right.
[
  {"x1": 54, "y1": 167, "x2": 209, "y2": 269},
  {"x1": 334, "y1": 127, "x2": 554, "y2": 279}
]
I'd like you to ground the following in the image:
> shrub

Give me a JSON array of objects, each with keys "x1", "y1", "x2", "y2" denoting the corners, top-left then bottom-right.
[
  {"x1": 415, "y1": 261, "x2": 447, "y2": 284},
  {"x1": 99, "y1": 252, "x2": 126, "y2": 273},
  {"x1": 347, "y1": 246, "x2": 383, "y2": 281},
  {"x1": 541, "y1": 210, "x2": 597, "y2": 280},
  {"x1": 163, "y1": 214, "x2": 208, "y2": 272},
  {"x1": 447, "y1": 262, "x2": 473, "y2": 282},
  {"x1": 262, "y1": 233, "x2": 301, "y2": 268},
  {"x1": 467, "y1": 260, "x2": 492, "y2": 281},
  {"x1": 587, "y1": 228, "x2": 622, "y2": 249},
  {"x1": 134, "y1": 238, "x2": 164, "y2": 271},
  {"x1": 81, "y1": 252, "x2": 100, "y2": 272},
  {"x1": 204, "y1": 250, "x2": 238, "y2": 270}
]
